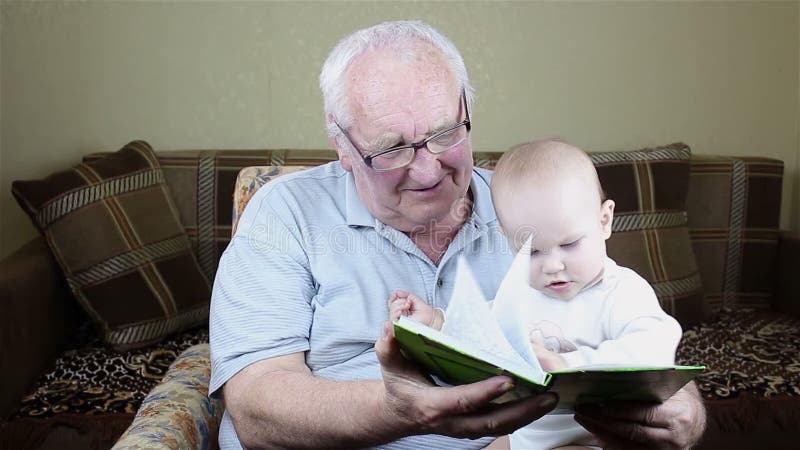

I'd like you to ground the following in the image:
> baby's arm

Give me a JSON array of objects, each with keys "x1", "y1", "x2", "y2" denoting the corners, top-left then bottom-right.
[
  {"x1": 560, "y1": 280, "x2": 682, "y2": 367},
  {"x1": 388, "y1": 290, "x2": 444, "y2": 330}
]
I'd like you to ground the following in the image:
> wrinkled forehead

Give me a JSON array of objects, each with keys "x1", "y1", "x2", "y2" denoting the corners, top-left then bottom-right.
[{"x1": 345, "y1": 43, "x2": 460, "y2": 116}]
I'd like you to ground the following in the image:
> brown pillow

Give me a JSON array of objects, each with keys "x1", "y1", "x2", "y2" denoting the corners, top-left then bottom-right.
[
  {"x1": 685, "y1": 156, "x2": 784, "y2": 312},
  {"x1": 593, "y1": 143, "x2": 707, "y2": 326},
  {"x1": 12, "y1": 140, "x2": 211, "y2": 351}
]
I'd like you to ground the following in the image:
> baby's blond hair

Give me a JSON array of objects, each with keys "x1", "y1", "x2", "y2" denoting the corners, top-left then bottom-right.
[{"x1": 491, "y1": 138, "x2": 605, "y2": 222}]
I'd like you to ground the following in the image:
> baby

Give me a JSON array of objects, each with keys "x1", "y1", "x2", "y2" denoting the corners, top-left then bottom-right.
[{"x1": 389, "y1": 139, "x2": 683, "y2": 450}]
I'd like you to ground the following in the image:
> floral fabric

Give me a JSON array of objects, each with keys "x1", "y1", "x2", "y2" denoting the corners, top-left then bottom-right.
[
  {"x1": 112, "y1": 344, "x2": 222, "y2": 450},
  {"x1": 676, "y1": 308, "x2": 800, "y2": 400},
  {"x1": 231, "y1": 165, "x2": 310, "y2": 236}
]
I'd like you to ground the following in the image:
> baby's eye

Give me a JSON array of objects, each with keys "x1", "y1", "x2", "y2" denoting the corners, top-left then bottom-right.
[
  {"x1": 561, "y1": 239, "x2": 581, "y2": 248},
  {"x1": 530, "y1": 249, "x2": 541, "y2": 256}
]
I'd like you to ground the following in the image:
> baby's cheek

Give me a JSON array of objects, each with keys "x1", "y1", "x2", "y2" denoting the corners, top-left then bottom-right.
[{"x1": 528, "y1": 264, "x2": 542, "y2": 288}]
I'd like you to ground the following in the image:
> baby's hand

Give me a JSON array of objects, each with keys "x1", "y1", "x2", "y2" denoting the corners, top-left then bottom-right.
[
  {"x1": 530, "y1": 342, "x2": 568, "y2": 372},
  {"x1": 388, "y1": 290, "x2": 444, "y2": 330}
]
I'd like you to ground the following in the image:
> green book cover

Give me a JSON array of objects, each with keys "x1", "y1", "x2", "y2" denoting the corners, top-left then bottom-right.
[
  {"x1": 394, "y1": 316, "x2": 704, "y2": 413},
  {"x1": 392, "y1": 246, "x2": 704, "y2": 414}
]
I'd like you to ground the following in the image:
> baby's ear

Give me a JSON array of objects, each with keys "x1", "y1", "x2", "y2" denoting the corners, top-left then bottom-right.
[{"x1": 600, "y1": 199, "x2": 615, "y2": 239}]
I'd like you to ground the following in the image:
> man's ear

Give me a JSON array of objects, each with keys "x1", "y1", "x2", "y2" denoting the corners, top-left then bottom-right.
[
  {"x1": 600, "y1": 199, "x2": 615, "y2": 239},
  {"x1": 328, "y1": 116, "x2": 353, "y2": 172},
  {"x1": 332, "y1": 137, "x2": 353, "y2": 172}
]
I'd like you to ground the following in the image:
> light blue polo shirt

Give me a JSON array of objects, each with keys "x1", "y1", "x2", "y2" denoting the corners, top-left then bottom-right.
[{"x1": 210, "y1": 161, "x2": 514, "y2": 449}]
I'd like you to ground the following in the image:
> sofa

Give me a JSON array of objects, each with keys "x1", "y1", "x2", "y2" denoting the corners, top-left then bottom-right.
[{"x1": 1, "y1": 140, "x2": 798, "y2": 450}]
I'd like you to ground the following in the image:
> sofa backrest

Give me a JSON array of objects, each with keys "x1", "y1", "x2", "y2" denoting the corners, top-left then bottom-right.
[
  {"x1": 685, "y1": 156, "x2": 783, "y2": 311},
  {"x1": 87, "y1": 148, "x2": 781, "y2": 316}
]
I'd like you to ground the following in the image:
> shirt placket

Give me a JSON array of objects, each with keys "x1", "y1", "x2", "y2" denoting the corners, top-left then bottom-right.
[{"x1": 374, "y1": 221, "x2": 438, "y2": 303}]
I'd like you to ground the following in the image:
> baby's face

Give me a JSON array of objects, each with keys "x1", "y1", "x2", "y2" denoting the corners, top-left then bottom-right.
[{"x1": 498, "y1": 177, "x2": 614, "y2": 301}]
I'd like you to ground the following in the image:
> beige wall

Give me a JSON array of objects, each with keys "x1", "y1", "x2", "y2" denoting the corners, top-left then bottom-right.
[{"x1": 1, "y1": 1, "x2": 798, "y2": 258}]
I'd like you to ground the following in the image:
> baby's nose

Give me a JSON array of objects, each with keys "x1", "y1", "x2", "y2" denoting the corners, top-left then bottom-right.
[{"x1": 542, "y1": 255, "x2": 565, "y2": 274}]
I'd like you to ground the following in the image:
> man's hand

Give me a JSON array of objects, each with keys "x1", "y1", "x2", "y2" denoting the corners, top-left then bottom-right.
[
  {"x1": 375, "y1": 321, "x2": 558, "y2": 439},
  {"x1": 573, "y1": 382, "x2": 706, "y2": 450}
]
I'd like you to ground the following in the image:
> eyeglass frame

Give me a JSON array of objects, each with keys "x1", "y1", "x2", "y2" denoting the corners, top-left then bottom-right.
[{"x1": 334, "y1": 89, "x2": 472, "y2": 171}]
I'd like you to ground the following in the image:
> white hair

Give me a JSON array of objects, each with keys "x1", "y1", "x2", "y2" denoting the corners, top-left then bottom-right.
[{"x1": 319, "y1": 20, "x2": 474, "y2": 146}]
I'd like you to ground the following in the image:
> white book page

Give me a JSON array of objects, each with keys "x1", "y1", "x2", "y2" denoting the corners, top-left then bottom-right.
[
  {"x1": 491, "y1": 235, "x2": 545, "y2": 376},
  {"x1": 442, "y1": 256, "x2": 534, "y2": 375}
]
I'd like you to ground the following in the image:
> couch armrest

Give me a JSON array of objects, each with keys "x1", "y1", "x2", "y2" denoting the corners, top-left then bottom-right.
[
  {"x1": 775, "y1": 231, "x2": 800, "y2": 316},
  {"x1": 0, "y1": 237, "x2": 84, "y2": 419},
  {"x1": 112, "y1": 343, "x2": 223, "y2": 450}
]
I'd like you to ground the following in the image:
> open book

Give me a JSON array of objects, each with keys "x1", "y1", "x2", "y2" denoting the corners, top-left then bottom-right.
[{"x1": 393, "y1": 239, "x2": 704, "y2": 413}]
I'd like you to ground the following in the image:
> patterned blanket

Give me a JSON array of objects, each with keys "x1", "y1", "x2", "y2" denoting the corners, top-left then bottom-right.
[{"x1": 12, "y1": 308, "x2": 800, "y2": 419}]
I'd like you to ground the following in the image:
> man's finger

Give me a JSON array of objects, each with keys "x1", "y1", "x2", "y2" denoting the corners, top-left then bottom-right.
[
  {"x1": 376, "y1": 320, "x2": 440, "y2": 388},
  {"x1": 574, "y1": 412, "x2": 676, "y2": 449},
  {"x1": 375, "y1": 321, "x2": 404, "y2": 367},
  {"x1": 437, "y1": 393, "x2": 559, "y2": 439},
  {"x1": 576, "y1": 402, "x2": 670, "y2": 428},
  {"x1": 427, "y1": 375, "x2": 521, "y2": 414}
]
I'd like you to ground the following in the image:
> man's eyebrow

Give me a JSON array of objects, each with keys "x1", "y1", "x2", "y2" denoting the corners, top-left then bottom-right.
[
  {"x1": 366, "y1": 133, "x2": 403, "y2": 153},
  {"x1": 430, "y1": 119, "x2": 459, "y2": 135}
]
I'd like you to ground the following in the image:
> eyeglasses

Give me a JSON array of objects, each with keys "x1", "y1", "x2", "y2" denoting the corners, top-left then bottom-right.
[{"x1": 335, "y1": 90, "x2": 471, "y2": 171}]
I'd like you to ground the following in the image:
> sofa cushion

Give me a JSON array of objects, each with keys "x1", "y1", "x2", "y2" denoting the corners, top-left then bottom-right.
[
  {"x1": 122, "y1": 149, "x2": 338, "y2": 282},
  {"x1": 12, "y1": 327, "x2": 209, "y2": 419},
  {"x1": 686, "y1": 156, "x2": 783, "y2": 312},
  {"x1": 0, "y1": 327, "x2": 209, "y2": 450},
  {"x1": 676, "y1": 308, "x2": 800, "y2": 445},
  {"x1": 677, "y1": 308, "x2": 800, "y2": 401},
  {"x1": 12, "y1": 140, "x2": 212, "y2": 351},
  {"x1": 591, "y1": 143, "x2": 705, "y2": 325}
]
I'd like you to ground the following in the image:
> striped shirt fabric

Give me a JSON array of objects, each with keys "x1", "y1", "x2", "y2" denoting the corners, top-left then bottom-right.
[{"x1": 210, "y1": 161, "x2": 514, "y2": 449}]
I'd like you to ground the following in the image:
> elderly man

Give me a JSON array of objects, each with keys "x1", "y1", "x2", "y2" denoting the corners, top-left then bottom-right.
[{"x1": 210, "y1": 20, "x2": 706, "y2": 449}]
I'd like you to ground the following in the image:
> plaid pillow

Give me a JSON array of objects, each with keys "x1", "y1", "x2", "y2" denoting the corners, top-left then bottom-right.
[
  {"x1": 686, "y1": 156, "x2": 783, "y2": 312},
  {"x1": 593, "y1": 143, "x2": 706, "y2": 326},
  {"x1": 12, "y1": 140, "x2": 211, "y2": 351}
]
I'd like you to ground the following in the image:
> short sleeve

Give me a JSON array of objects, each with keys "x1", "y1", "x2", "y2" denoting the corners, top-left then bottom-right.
[{"x1": 209, "y1": 187, "x2": 316, "y2": 396}]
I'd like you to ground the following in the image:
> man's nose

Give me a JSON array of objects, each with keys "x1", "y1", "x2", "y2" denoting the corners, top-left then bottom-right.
[{"x1": 406, "y1": 145, "x2": 441, "y2": 183}]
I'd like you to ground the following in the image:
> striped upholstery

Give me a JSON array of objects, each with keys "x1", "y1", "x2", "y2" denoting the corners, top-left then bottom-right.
[
  {"x1": 12, "y1": 141, "x2": 211, "y2": 350},
  {"x1": 79, "y1": 143, "x2": 782, "y2": 328},
  {"x1": 145, "y1": 150, "x2": 337, "y2": 282},
  {"x1": 686, "y1": 156, "x2": 783, "y2": 312},
  {"x1": 593, "y1": 143, "x2": 705, "y2": 325}
]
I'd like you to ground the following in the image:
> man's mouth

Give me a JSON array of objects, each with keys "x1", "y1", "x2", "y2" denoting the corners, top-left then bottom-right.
[{"x1": 408, "y1": 179, "x2": 443, "y2": 192}]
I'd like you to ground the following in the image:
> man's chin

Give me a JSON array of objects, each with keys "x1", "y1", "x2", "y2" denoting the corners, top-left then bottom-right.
[{"x1": 406, "y1": 209, "x2": 462, "y2": 233}]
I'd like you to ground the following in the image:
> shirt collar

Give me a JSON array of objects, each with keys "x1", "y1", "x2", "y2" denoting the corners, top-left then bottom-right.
[
  {"x1": 468, "y1": 168, "x2": 498, "y2": 228},
  {"x1": 345, "y1": 171, "x2": 378, "y2": 227}
]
